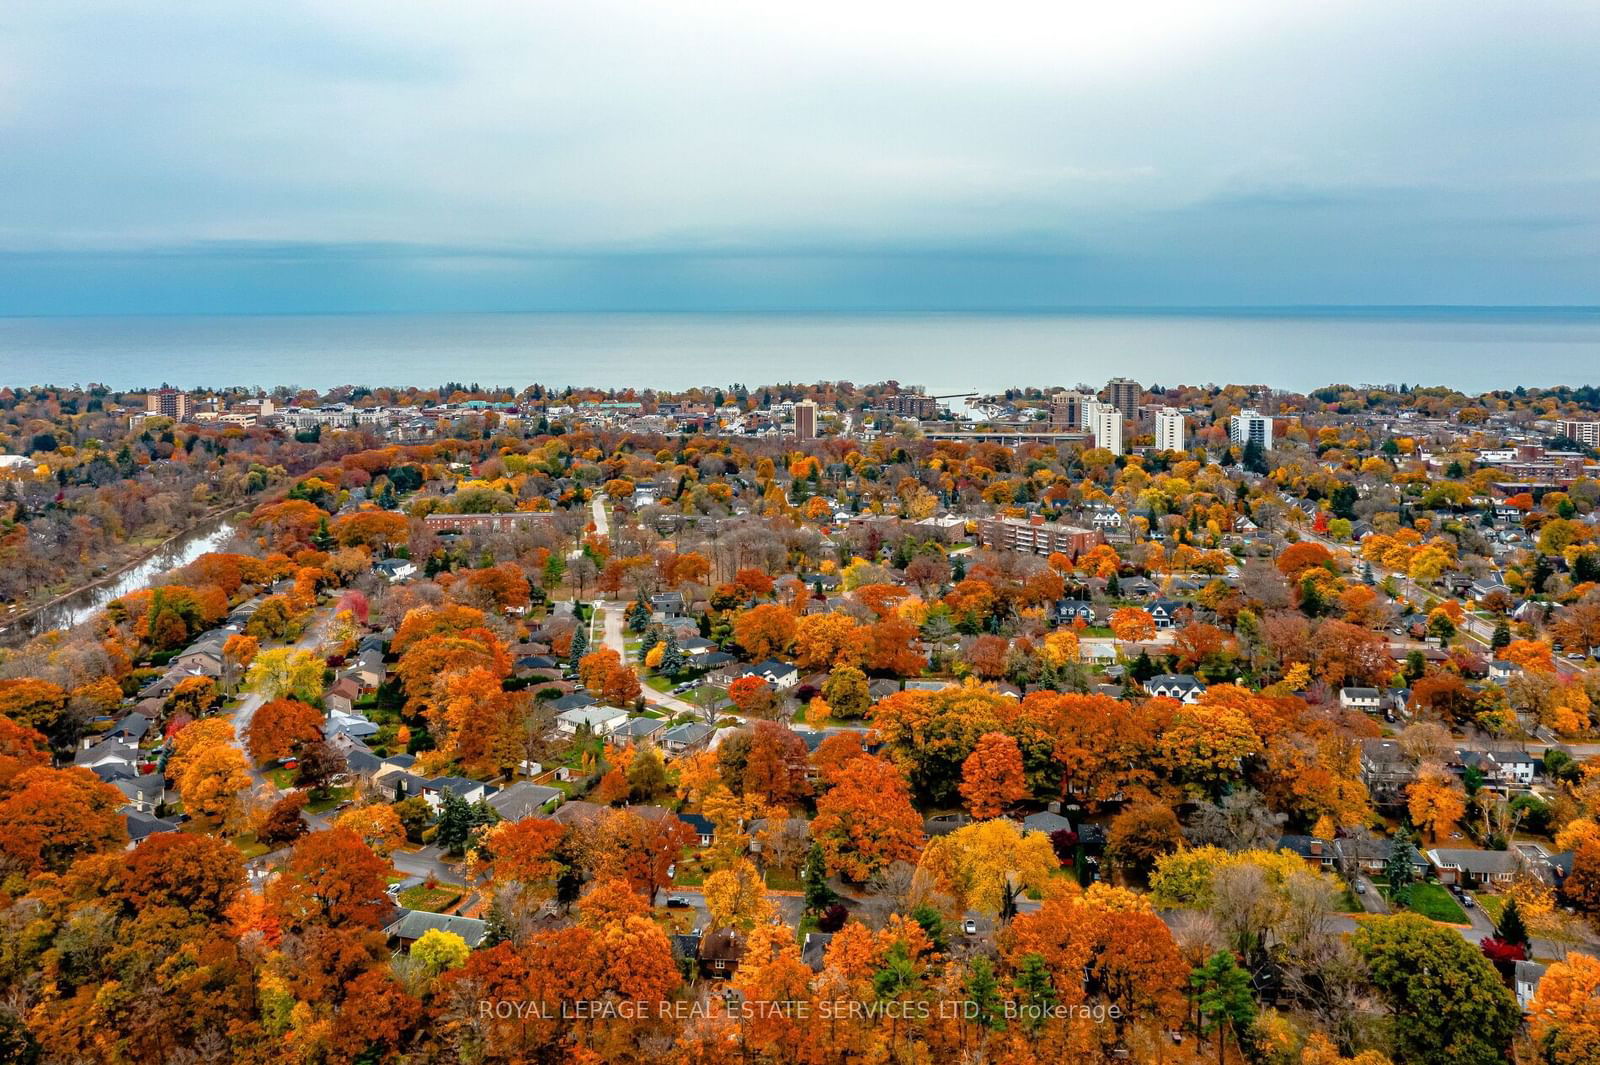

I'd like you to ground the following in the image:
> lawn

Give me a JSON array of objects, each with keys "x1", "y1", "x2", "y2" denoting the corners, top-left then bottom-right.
[
  {"x1": 766, "y1": 869, "x2": 804, "y2": 892},
  {"x1": 1476, "y1": 893, "x2": 1507, "y2": 925},
  {"x1": 266, "y1": 767, "x2": 296, "y2": 789},
  {"x1": 398, "y1": 884, "x2": 465, "y2": 913},
  {"x1": 1336, "y1": 888, "x2": 1364, "y2": 914},
  {"x1": 646, "y1": 675, "x2": 675, "y2": 693},
  {"x1": 1404, "y1": 882, "x2": 1469, "y2": 924},
  {"x1": 232, "y1": 832, "x2": 270, "y2": 859},
  {"x1": 305, "y1": 787, "x2": 353, "y2": 814}
]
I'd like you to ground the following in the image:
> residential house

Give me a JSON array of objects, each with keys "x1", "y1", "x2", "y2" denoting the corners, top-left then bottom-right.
[
  {"x1": 1515, "y1": 960, "x2": 1547, "y2": 1012},
  {"x1": 1426, "y1": 847, "x2": 1520, "y2": 889},
  {"x1": 1339, "y1": 687, "x2": 1382, "y2": 713},
  {"x1": 615, "y1": 717, "x2": 666, "y2": 746},
  {"x1": 384, "y1": 910, "x2": 486, "y2": 950},
  {"x1": 1147, "y1": 599, "x2": 1187, "y2": 629},
  {"x1": 487, "y1": 781, "x2": 563, "y2": 821},
  {"x1": 113, "y1": 773, "x2": 166, "y2": 814},
  {"x1": 661, "y1": 722, "x2": 714, "y2": 754},
  {"x1": 325, "y1": 677, "x2": 361, "y2": 715},
  {"x1": 1278, "y1": 834, "x2": 1336, "y2": 871},
  {"x1": 1144, "y1": 674, "x2": 1203, "y2": 703},
  {"x1": 678, "y1": 812, "x2": 715, "y2": 847},
  {"x1": 556, "y1": 704, "x2": 629, "y2": 737},
  {"x1": 1333, "y1": 835, "x2": 1428, "y2": 878},
  {"x1": 103, "y1": 712, "x2": 151, "y2": 745},
  {"x1": 325, "y1": 709, "x2": 379, "y2": 742},
  {"x1": 1021, "y1": 810, "x2": 1074, "y2": 837},
  {"x1": 373, "y1": 559, "x2": 418, "y2": 582},
  {"x1": 125, "y1": 811, "x2": 179, "y2": 849},
  {"x1": 1360, "y1": 739, "x2": 1418, "y2": 804},
  {"x1": 697, "y1": 928, "x2": 745, "y2": 980}
]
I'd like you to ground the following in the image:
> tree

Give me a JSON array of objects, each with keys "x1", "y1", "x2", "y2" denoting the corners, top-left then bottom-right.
[
  {"x1": 1107, "y1": 803, "x2": 1183, "y2": 877},
  {"x1": 411, "y1": 927, "x2": 471, "y2": 974},
  {"x1": 741, "y1": 721, "x2": 811, "y2": 805},
  {"x1": 254, "y1": 790, "x2": 308, "y2": 847},
  {"x1": 294, "y1": 739, "x2": 346, "y2": 796},
  {"x1": 793, "y1": 612, "x2": 866, "y2": 671},
  {"x1": 1386, "y1": 827, "x2": 1420, "y2": 904},
  {"x1": 918, "y1": 818, "x2": 1058, "y2": 917},
  {"x1": 246, "y1": 697, "x2": 324, "y2": 764},
  {"x1": 958, "y1": 732, "x2": 1028, "y2": 818},
  {"x1": 625, "y1": 745, "x2": 669, "y2": 801},
  {"x1": 727, "y1": 675, "x2": 776, "y2": 717},
  {"x1": 1408, "y1": 762, "x2": 1466, "y2": 843},
  {"x1": 1530, "y1": 952, "x2": 1600, "y2": 1065},
  {"x1": 703, "y1": 858, "x2": 770, "y2": 931},
  {"x1": 1355, "y1": 914, "x2": 1519, "y2": 1065},
  {"x1": 1190, "y1": 950, "x2": 1256, "y2": 1065},
  {"x1": 0, "y1": 766, "x2": 126, "y2": 873},
  {"x1": 176, "y1": 742, "x2": 253, "y2": 825},
  {"x1": 335, "y1": 803, "x2": 406, "y2": 857},
  {"x1": 246, "y1": 648, "x2": 325, "y2": 702},
  {"x1": 821, "y1": 664, "x2": 871, "y2": 719},
  {"x1": 268, "y1": 827, "x2": 393, "y2": 931},
  {"x1": 436, "y1": 790, "x2": 479, "y2": 857},
  {"x1": 733, "y1": 603, "x2": 797, "y2": 660},
  {"x1": 1497, "y1": 894, "x2": 1531, "y2": 952},
  {"x1": 803, "y1": 842, "x2": 836, "y2": 912},
  {"x1": 811, "y1": 754, "x2": 925, "y2": 882},
  {"x1": 1110, "y1": 607, "x2": 1157, "y2": 643},
  {"x1": 483, "y1": 817, "x2": 566, "y2": 887}
]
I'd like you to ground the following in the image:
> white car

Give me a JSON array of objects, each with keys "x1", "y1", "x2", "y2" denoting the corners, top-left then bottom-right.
[{"x1": 963, "y1": 919, "x2": 978, "y2": 936}]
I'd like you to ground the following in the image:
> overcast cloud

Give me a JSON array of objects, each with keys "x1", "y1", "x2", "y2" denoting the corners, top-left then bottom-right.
[{"x1": 1, "y1": 0, "x2": 1597, "y2": 311}]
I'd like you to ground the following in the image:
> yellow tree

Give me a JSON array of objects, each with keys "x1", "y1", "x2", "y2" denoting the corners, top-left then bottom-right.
[
  {"x1": 918, "y1": 818, "x2": 1058, "y2": 916},
  {"x1": 1110, "y1": 607, "x2": 1157, "y2": 643},
  {"x1": 703, "y1": 857, "x2": 771, "y2": 931},
  {"x1": 246, "y1": 648, "x2": 325, "y2": 702},
  {"x1": 335, "y1": 803, "x2": 406, "y2": 857},
  {"x1": 177, "y1": 743, "x2": 252, "y2": 826}
]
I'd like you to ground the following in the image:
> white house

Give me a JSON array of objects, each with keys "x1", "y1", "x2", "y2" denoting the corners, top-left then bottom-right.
[
  {"x1": 556, "y1": 705, "x2": 629, "y2": 737},
  {"x1": 1339, "y1": 687, "x2": 1382, "y2": 713},
  {"x1": 1144, "y1": 674, "x2": 1203, "y2": 703}
]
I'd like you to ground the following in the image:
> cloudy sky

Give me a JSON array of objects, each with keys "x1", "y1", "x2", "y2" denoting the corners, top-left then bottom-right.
[{"x1": 1, "y1": 1, "x2": 1597, "y2": 313}]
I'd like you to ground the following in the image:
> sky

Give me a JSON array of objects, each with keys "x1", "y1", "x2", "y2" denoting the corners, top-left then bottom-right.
[{"x1": 1, "y1": 0, "x2": 1597, "y2": 314}]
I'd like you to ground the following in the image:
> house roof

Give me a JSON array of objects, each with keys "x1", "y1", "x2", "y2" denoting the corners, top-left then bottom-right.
[
  {"x1": 1426, "y1": 848, "x2": 1519, "y2": 874},
  {"x1": 488, "y1": 781, "x2": 563, "y2": 820},
  {"x1": 662, "y1": 722, "x2": 713, "y2": 746},
  {"x1": 125, "y1": 811, "x2": 179, "y2": 842},
  {"x1": 384, "y1": 909, "x2": 487, "y2": 948},
  {"x1": 1021, "y1": 811, "x2": 1074, "y2": 835}
]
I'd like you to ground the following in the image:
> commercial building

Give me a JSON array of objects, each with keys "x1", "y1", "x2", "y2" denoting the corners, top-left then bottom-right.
[
  {"x1": 1229, "y1": 409, "x2": 1273, "y2": 451},
  {"x1": 1155, "y1": 408, "x2": 1186, "y2": 452},
  {"x1": 1091, "y1": 406, "x2": 1124, "y2": 454},
  {"x1": 793, "y1": 400, "x2": 818, "y2": 441},
  {"x1": 977, "y1": 516, "x2": 1105, "y2": 559},
  {"x1": 1559, "y1": 420, "x2": 1600, "y2": 447}
]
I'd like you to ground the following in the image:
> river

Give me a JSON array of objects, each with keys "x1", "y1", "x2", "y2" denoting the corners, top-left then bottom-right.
[{"x1": 1, "y1": 509, "x2": 245, "y2": 644}]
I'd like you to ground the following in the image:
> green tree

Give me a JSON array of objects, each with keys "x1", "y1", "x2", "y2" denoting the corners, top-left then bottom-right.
[
  {"x1": 626, "y1": 746, "x2": 669, "y2": 801},
  {"x1": 963, "y1": 955, "x2": 1005, "y2": 1031},
  {"x1": 1386, "y1": 828, "x2": 1419, "y2": 905},
  {"x1": 567, "y1": 622, "x2": 589, "y2": 673},
  {"x1": 1498, "y1": 895, "x2": 1531, "y2": 953},
  {"x1": 803, "y1": 842, "x2": 835, "y2": 913},
  {"x1": 1190, "y1": 950, "x2": 1255, "y2": 1065},
  {"x1": 1013, "y1": 953, "x2": 1057, "y2": 1034},
  {"x1": 1491, "y1": 618, "x2": 1511, "y2": 651},
  {"x1": 821, "y1": 664, "x2": 870, "y2": 719},
  {"x1": 659, "y1": 630, "x2": 683, "y2": 674},
  {"x1": 1353, "y1": 913, "x2": 1519, "y2": 1065},
  {"x1": 436, "y1": 790, "x2": 475, "y2": 856},
  {"x1": 627, "y1": 597, "x2": 652, "y2": 634}
]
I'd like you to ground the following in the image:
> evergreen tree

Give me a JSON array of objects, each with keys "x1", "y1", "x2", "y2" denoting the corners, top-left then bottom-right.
[
  {"x1": 1498, "y1": 895, "x2": 1531, "y2": 952},
  {"x1": 481, "y1": 897, "x2": 513, "y2": 948},
  {"x1": 1387, "y1": 828, "x2": 1419, "y2": 905},
  {"x1": 963, "y1": 956, "x2": 1006, "y2": 1031},
  {"x1": 803, "y1": 843, "x2": 835, "y2": 912},
  {"x1": 627, "y1": 597, "x2": 652, "y2": 633},
  {"x1": 660, "y1": 629, "x2": 683, "y2": 674},
  {"x1": 639, "y1": 626, "x2": 660, "y2": 663},
  {"x1": 1491, "y1": 619, "x2": 1511, "y2": 651},
  {"x1": 1105, "y1": 572, "x2": 1120, "y2": 596},
  {"x1": 436, "y1": 791, "x2": 475, "y2": 856},
  {"x1": 1013, "y1": 954, "x2": 1057, "y2": 1034},
  {"x1": 1191, "y1": 950, "x2": 1256, "y2": 1065},
  {"x1": 568, "y1": 622, "x2": 589, "y2": 673},
  {"x1": 1242, "y1": 438, "x2": 1268, "y2": 474}
]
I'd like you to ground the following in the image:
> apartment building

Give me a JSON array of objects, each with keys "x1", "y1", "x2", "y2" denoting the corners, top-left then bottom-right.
[
  {"x1": 1155, "y1": 408, "x2": 1186, "y2": 452},
  {"x1": 977, "y1": 516, "x2": 1105, "y2": 558}
]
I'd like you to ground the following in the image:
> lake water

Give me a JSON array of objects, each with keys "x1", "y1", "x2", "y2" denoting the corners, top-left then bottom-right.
[{"x1": 1, "y1": 309, "x2": 1598, "y2": 394}]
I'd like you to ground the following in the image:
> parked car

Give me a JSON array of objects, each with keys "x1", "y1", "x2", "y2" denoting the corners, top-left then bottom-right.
[
  {"x1": 1356, "y1": 882, "x2": 1367, "y2": 895},
  {"x1": 666, "y1": 896, "x2": 692, "y2": 908},
  {"x1": 963, "y1": 919, "x2": 978, "y2": 936},
  {"x1": 1461, "y1": 893, "x2": 1475, "y2": 908}
]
